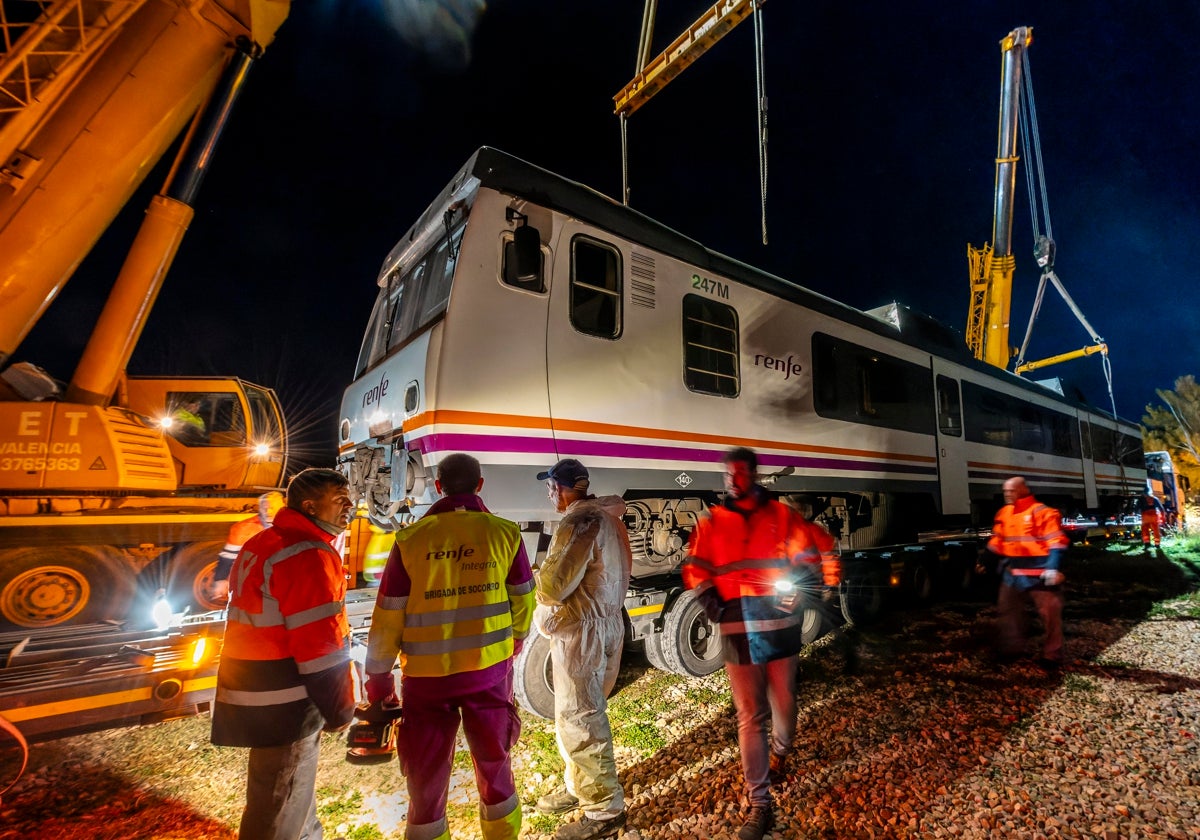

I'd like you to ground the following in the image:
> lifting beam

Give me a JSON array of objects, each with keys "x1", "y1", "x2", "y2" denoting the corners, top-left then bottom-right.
[{"x1": 613, "y1": 0, "x2": 762, "y2": 117}]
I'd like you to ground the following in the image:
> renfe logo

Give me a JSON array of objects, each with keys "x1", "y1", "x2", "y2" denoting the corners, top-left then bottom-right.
[
  {"x1": 754, "y1": 353, "x2": 803, "y2": 381},
  {"x1": 362, "y1": 373, "x2": 389, "y2": 409},
  {"x1": 427, "y1": 544, "x2": 476, "y2": 561}
]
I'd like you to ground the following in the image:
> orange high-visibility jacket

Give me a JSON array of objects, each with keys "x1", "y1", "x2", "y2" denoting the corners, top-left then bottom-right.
[
  {"x1": 684, "y1": 492, "x2": 820, "y2": 664},
  {"x1": 211, "y1": 507, "x2": 355, "y2": 748},
  {"x1": 987, "y1": 495, "x2": 1068, "y2": 575}
]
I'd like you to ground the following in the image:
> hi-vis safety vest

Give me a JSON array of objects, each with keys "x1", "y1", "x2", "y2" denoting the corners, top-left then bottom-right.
[
  {"x1": 988, "y1": 498, "x2": 1068, "y2": 574},
  {"x1": 378, "y1": 510, "x2": 531, "y2": 679}
]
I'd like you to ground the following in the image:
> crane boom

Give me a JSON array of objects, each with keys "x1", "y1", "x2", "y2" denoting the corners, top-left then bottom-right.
[
  {"x1": 966, "y1": 26, "x2": 1031, "y2": 370},
  {"x1": 0, "y1": 0, "x2": 288, "y2": 369}
]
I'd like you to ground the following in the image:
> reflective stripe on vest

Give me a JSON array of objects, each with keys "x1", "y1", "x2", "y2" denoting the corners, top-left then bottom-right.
[{"x1": 216, "y1": 684, "x2": 308, "y2": 706}]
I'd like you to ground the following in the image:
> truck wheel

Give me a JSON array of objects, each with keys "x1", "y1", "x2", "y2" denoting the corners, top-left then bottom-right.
[
  {"x1": 0, "y1": 547, "x2": 134, "y2": 628},
  {"x1": 513, "y1": 632, "x2": 555, "y2": 719},
  {"x1": 839, "y1": 567, "x2": 887, "y2": 626},
  {"x1": 801, "y1": 601, "x2": 832, "y2": 645},
  {"x1": 643, "y1": 625, "x2": 672, "y2": 671},
  {"x1": 166, "y1": 541, "x2": 226, "y2": 614},
  {"x1": 907, "y1": 561, "x2": 935, "y2": 604},
  {"x1": 660, "y1": 589, "x2": 723, "y2": 677}
]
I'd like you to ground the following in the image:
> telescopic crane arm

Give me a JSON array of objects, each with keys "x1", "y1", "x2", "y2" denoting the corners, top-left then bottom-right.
[
  {"x1": 0, "y1": 0, "x2": 290, "y2": 381},
  {"x1": 965, "y1": 26, "x2": 1030, "y2": 370},
  {"x1": 966, "y1": 26, "x2": 1110, "y2": 383}
]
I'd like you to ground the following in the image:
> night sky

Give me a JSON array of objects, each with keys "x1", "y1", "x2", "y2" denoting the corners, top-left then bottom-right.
[{"x1": 17, "y1": 0, "x2": 1200, "y2": 468}]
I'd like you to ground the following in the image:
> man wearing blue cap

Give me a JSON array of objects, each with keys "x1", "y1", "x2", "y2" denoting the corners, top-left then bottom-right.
[{"x1": 532, "y1": 458, "x2": 632, "y2": 840}]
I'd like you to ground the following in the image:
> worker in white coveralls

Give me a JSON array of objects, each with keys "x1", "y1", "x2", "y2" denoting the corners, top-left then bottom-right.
[{"x1": 532, "y1": 459, "x2": 632, "y2": 840}]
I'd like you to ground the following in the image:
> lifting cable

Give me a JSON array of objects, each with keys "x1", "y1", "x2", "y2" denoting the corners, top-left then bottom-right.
[
  {"x1": 752, "y1": 0, "x2": 768, "y2": 244},
  {"x1": 620, "y1": 0, "x2": 770, "y2": 239},
  {"x1": 1013, "y1": 50, "x2": 1118, "y2": 418},
  {"x1": 621, "y1": 0, "x2": 658, "y2": 206}
]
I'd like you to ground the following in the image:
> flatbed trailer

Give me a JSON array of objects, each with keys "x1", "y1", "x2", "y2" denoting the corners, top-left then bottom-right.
[
  {"x1": 0, "y1": 616, "x2": 223, "y2": 744},
  {"x1": 0, "y1": 588, "x2": 380, "y2": 747}
]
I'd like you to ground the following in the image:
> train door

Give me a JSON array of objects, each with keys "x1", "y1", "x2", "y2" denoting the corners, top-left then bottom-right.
[
  {"x1": 1077, "y1": 415, "x2": 1098, "y2": 508},
  {"x1": 544, "y1": 223, "x2": 644, "y2": 460},
  {"x1": 930, "y1": 364, "x2": 969, "y2": 514}
]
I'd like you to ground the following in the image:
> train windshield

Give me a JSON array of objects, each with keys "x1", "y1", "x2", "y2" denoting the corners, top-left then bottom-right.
[{"x1": 354, "y1": 219, "x2": 466, "y2": 377}]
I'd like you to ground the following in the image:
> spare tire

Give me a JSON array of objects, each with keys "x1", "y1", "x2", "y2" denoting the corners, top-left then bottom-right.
[{"x1": 513, "y1": 632, "x2": 555, "y2": 719}]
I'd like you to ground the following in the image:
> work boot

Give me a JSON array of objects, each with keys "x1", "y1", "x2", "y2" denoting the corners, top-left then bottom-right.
[
  {"x1": 536, "y1": 788, "x2": 580, "y2": 814},
  {"x1": 737, "y1": 804, "x2": 774, "y2": 840},
  {"x1": 553, "y1": 811, "x2": 626, "y2": 840}
]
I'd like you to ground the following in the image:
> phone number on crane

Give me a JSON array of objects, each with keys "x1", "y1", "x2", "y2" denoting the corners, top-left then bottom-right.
[{"x1": 1, "y1": 457, "x2": 82, "y2": 472}]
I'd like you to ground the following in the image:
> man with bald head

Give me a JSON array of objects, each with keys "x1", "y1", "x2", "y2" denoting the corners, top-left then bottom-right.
[{"x1": 982, "y1": 476, "x2": 1069, "y2": 669}]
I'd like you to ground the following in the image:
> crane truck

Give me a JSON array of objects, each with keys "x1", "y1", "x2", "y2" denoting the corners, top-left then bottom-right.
[{"x1": 0, "y1": 0, "x2": 295, "y2": 742}]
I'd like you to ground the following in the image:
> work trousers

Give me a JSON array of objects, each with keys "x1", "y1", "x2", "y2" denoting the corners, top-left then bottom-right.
[
  {"x1": 238, "y1": 730, "x2": 323, "y2": 840},
  {"x1": 997, "y1": 582, "x2": 1064, "y2": 662},
  {"x1": 397, "y1": 670, "x2": 522, "y2": 840},
  {"x1": 726, "y1": 654, "x2": 798, "y2": 807},
  {"x1": 551, "y1": 614, "x2": 625, "y2": 819},
  {"x1": 1142, "y1": 514, "x2": 1162, "y2": 546}
]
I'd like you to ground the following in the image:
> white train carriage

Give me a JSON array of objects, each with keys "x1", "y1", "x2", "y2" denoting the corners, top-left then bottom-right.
[
  {"x1": 338, "y1": 147, "x2": 1142, "y2": 548},
  {"x1": 336, "y1": 148, "x2": 1143, "y2": 698}
]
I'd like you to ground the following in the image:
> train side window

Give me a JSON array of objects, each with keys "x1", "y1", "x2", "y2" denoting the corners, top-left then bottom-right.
[
  {"x1": 1051, "y1": 413, "x2": 1080, "y2": 457},
  {"x1": 1091, "y1": 425, "x2": 1116, "y2": 464},
  {"x1": 1118, "y1": 432, "x2": 1144, "y2": 469},
  {"x1": 502, "y1": 233, "x2": 545, "y2": 292},
  {"x1": 812, "y1": 333, "x2": 839, "y2": 412},
  {"x1": 857, "y1": 356, "x2": 911, "y2": 421},
  {"x1": 963, "y1": 382, "x2": 1013, "y2": 446},
  {"x1": 570, "y1": 235, "x2": 622, "y2": 339},
  {"x1": 682, "y1": 294, "x2": 739, "y2": 397},
  {"x1": 812, "y1": 332, "x2": 932, "y2": 432},
  {"x1": 1015, "y1": 405, "x2": 1046, "y2": 451},
  {"x1": 936, "y1": 375, "x2": 962, "y2": 437}
]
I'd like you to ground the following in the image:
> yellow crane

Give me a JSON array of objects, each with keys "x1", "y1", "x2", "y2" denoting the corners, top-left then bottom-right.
[
  {"x1": 0, "y1": 1, "x2": 292, "y2": 629},
  {"x1": 966, "y1": 26, "x2": 1110, "y2": 381}
]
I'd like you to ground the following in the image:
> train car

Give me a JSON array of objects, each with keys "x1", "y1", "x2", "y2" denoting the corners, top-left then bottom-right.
[{"x1": 335, "y1": 147, "x2": 1144, "y2": 700}]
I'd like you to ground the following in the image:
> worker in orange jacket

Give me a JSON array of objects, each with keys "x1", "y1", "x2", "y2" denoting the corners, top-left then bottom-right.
[
  {"x1": 1139, "y1": 493, "x2": 1166, "y2": 548},
  {"x1": 683, "y1": 448, "x2": 821, "y2": 840},
  {"x1": 211, "y1": 468, "x2": 356, "y2": 840},
  {"x1": 982, "y1": 476, "x2": 1069, "y2": 668}
]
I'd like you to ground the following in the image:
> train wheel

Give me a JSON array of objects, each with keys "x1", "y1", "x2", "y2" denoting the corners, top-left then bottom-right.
[
  {"x1": 839, "y1": 567, "x2": 887, "y2": 626},
  {"x1": 165, "y1": 541, "x2": 226, "y2": 615},
  {"x1": 513, "y1": 632, "x2": 555, "y2": 719},
  {"x1": 0, "y1": 547, "x2": 134, "y2": 628},
  {"x1": 659, "y1": 589, "x2": 723, "y2": 677}
]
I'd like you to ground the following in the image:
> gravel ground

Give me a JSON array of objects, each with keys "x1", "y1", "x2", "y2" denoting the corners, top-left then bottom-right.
[{"x1": 1, "y1": 542, "x2": 1197, "y2": 840}]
